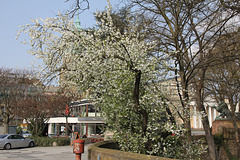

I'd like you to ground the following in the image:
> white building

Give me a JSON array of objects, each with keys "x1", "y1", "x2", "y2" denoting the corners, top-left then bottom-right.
[{"x1": 47, "y1": 99, "x2": 105, "y2": 137}]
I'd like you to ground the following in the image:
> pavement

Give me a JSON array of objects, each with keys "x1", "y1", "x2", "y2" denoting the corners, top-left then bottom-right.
[
  {"x1": 0, "y1": 131, "x2": 205, "y2": 160},
  {"x1": 0, "y1": 143, "x2": 92, "y2": 160},
  {"x1": 191, "y1": 129, "x2": 205, "y2": 136}
]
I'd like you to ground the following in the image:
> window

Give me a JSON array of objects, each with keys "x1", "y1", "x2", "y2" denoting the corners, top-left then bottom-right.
[
  {"x1": 0, "y1": 135, "x2": 7, "y2": 139},
  {"x1": 7, "y1": 135, "x2": 14, "y2": 139}
]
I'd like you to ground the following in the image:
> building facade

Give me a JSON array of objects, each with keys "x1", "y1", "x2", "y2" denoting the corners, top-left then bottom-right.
[
  {"x1": 159, "y1": 78, "x2": 240, "y2": 129},
  {"x1": 47, "y1": 99, "x2": 105, "y2": 137}
]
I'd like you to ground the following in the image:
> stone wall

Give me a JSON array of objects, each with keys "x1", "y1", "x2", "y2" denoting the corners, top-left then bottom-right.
[{"x1": 88, "y1": 141, "x2": 177, "y2": 160}]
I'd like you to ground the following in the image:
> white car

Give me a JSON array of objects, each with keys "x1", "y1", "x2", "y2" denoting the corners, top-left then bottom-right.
[
  {"x1": 0, "y1": 134, "x2": 34, "y2": 150},
  {"x1": 22, "y1": 131, "x2": 32, "y2": 137}
]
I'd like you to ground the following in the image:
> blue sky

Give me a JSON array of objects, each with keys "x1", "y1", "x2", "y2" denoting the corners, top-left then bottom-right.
[{"x1": 0, "y1": 0, "x2": 123, "y2": 70}]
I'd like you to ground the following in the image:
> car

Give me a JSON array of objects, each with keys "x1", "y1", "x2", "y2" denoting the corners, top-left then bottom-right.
[
  {"x1": 0, "y1": 134, "x2": 35, "y2": 150},
  {"x1": 22, "y1": 131, "x2": 32, "y2": 138}
]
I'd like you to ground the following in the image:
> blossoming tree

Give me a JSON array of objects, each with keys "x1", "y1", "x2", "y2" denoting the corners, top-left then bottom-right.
[{"x1": 17, "y1": 2, "x2": 206, "y2": 158}]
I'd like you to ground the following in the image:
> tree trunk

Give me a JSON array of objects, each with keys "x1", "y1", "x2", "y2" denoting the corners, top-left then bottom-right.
[
  {"x1": 65, "y1": 116, "x2": 69, "y2": 136},
  {"x1": 165, "y1": 104, "x2": 176, "y2": 124},
  {"x1": 229, "y1": 101, "x2": 240, "y2": 143},
  {"x1": 133, "y1": 70, "x2": 148, "y2": 134},
  {"x1": 65, "y1": 115, "x2": 73, "y2": 136},
  {"x1": 3, "y1": 123, "x2": 9, "y2": 134},
  {"x1": 2, "y1": 104, "x2": 10, "y2": 134},
  {"x1": 230, "y1": 106, "x2": 240, "y2": 150},
  {"x1": 201, "y1": 112, "x2": 217, "y2": 160},
  {"x1": 231, "y1": 114, "x2": 240, "y2": 143},
  {"x1": 176, "y1": 67, "x2": 192, "y2": 141},
  {"x1": 196, "y1": 95, "x2": 217, "y2": 160},
  {"x1": 193, "y1": 70, "x2": 217, "y2": 160},
  {"x1": 184, "y1": 117, "x2": 192, "y2": 142}
]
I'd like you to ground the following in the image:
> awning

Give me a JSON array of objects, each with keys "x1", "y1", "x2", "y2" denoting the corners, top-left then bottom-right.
[{"x1": 47, "y1": 117, "x2": 105, "y2": 124}]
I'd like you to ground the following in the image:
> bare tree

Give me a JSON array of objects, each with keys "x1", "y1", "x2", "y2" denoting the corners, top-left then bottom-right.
[
  {"x1": 205, "y1": 29, "x2": 240, "y2": 143},
  {"x1": 0, "y1": 68, "x2": 36, "y2": 134},
  {"x1": 220, "y1": 0, "x2": 240, "y2": 12},
  {"x1": 0, "y1": 68, "x2": 44, "y2": 134},
  {"x1": 0, "y1": 68, "x2": 16, "y2": 134},
  {"x1": 130, "y1": 0, "x2": 239, "y2": 159},
  {"x1": 64, "y1": 0, "x2": 90, "y2": 17},
  {"x1": 15, "y1": 93, "x2": 71, "y2": 137},
  {"x1": 63, "y1": 0, "x2": 125, "y2": 17}
]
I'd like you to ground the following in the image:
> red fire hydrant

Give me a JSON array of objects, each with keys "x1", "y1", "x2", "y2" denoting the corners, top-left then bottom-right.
[{"x1": 73, "y1": 139, "x2": 85, "y2": 160}]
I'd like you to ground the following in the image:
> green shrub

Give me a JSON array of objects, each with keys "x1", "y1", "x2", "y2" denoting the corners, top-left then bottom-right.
[
  {"x1": 32, "y1": 136, "x2": 70, "y2": 147},
  {"x1": 213, "y1": 134, "x2": 223, "y2": 150},
  {"x1": 56, "y1": 137, "x2": 71, "y2": 146}
]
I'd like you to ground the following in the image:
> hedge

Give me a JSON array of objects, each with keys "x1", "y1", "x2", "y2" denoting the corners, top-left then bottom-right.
[{"x1": 31, "y1": 136, "x2": 71, "y2": 147}]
